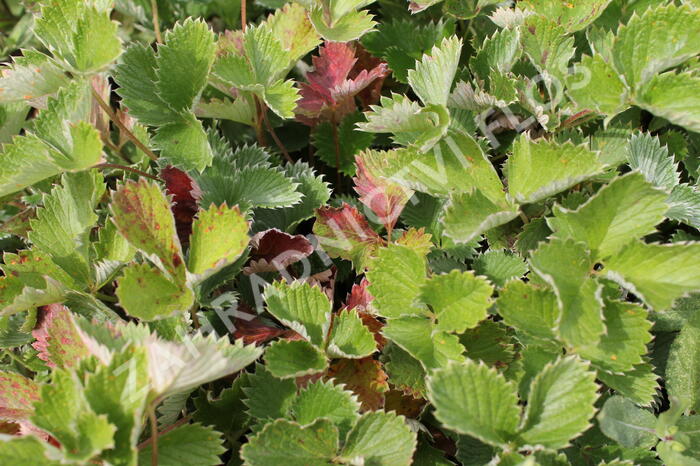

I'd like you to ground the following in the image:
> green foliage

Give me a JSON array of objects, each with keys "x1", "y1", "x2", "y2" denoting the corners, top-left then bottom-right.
[{"x1": 1, "y1": 0, "x2": 700, "y2": 463}]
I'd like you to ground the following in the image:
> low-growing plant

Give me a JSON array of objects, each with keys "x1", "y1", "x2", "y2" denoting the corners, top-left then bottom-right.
[{"x1": 1, "y1": 0, "x2": 700, "y2": 464}]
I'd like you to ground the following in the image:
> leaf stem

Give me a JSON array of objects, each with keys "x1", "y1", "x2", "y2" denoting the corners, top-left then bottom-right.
[
  {"x1": 93, "y1": 291, "x2": 118, "y2": 303},
  {"x1": 3, "y1": 349, "x2": 33, "y2": 373},
  {"x1": 519, "y1": 211, "x2": 530, "y2": 224},
  {"x1": 91, "y1": 87, "x2": 159, "y2": 162},
  {"x1": 252, "y1": 96, "x2": 267, "y2": 147},
  {"x1": 241, "y1": 0, "x2": 247, "y2": 31},
  {"x1": 261, "y1": 106, "x2": 293, "y2": 163},
  {"x1": 148, "y1": 403, "x2": 158, "y2": 466},
  {"x1": 94, "y1": 163, "x2": 161, "y2": 182},
  {"x1": 150, "y1": 0, "x2": 162, "y2": 44},
  {"x1": 331, "y1": 118, "x2": 342, "y2": 190},
  {"x1": 137, "y1": 414, "x2": 192, "y2": 450}
]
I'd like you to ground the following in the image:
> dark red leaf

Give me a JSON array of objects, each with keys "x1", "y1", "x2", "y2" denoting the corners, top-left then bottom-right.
[{"x1": 161, "y1": 166, "x2": 202, "y2": 245}]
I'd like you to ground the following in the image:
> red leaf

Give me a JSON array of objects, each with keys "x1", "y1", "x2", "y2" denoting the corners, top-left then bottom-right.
[
  {"x1": 296, "y1": 42, "x2": 389, "y2": 125},
  {"x1": 313, "y1": 203, "x2": 384, "y2": 269},
  {"x1": 161, "y1": 166, "x2": 202, "y2": 245},
  {"x1": 243, "y1": 229, "x2": 314, "y2": 274},
  {"x1": 32, "y1": 304, "x2": 90, "y2": 369},
  {"x1": 353, "y1": 151, "x2": 412, "y2": 233}
]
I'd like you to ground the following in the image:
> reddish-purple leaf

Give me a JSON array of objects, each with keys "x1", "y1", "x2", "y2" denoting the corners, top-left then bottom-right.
[
  {"x1": 313, "y1": 203, "x2": 384, "y2": 269},
  {"x1": 0, "y1": 371, "x2": 40, "y2": 421},
  {"x1": 354, "y1": 151, "x2": 413, "y2": 233},
  {"x1": 32, "y1": 304, "x2": 90, "y2": 369},
  {"x1": 161, "y1": 166, "x2": 202, "y2": 245},
  {"x1": 243, "y1": 229, "x2": 314, "y2": 274},
  {"x1": 296, "y1": 42, "x2": 388, "y2": 125}
]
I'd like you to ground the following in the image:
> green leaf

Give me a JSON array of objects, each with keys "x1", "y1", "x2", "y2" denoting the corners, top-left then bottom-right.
[
  {"x1": 35, "y1": 0, "x2": 122, "y2": 72},
  {"x1": 31, "y1": 369, "x2": 116, "y2": 461},
  {"x1": 529, "y1": 238, "x2": 604, "y2": 348},
  {"x1": 626, "y1": 133, "x2": 680, "y2": 191},
  {"x1": 603, "y1": 241, "x2": 700, "y2": 311},
  {"x1": 419, "y1": 270, "x2": 493, "y2": 333},
  {"x1": 548, "y1": 173, "x2": 668, "y2": 259},
  {"x1": 579, "y1": 300, "x2": 652, "y2": 373},
  {"x1": 356, "y1": 94, "x2": 449, "y2": 151},
  {"x1": 361, "y1": 19, "x2": 455, "y2": 83},
  {"x1": 262, "y1": 79, "x2": 300, "y2": 119},
  {"x1": 0, "y1": 83, "x2": 103, "y2": 197},
  {"x1": 254, "y1": 161, "x2": 331, "y2": 232},
  {"x1": 188, "y1": 203, "x2": 249, "y2": 277},
  {"x1": 597, "y1": 362, "x2": 660, "y2": 407},
  {"x1": 666, "y1": 312, "x2": 700, "y2": 414},
  {"x1": 241, "y1": 418, "x2": 339, "y2": 466},
  {"x1": 85, "y1": 346, "x2": 150, "y2": 465},
  {"x1": 441, "y1": 189, "x2": 519, "y2": 244},
  {"x1": 266, "y1": 3, "x2": 321, "y2": 66},
  {"x1": 519, "y1": 356, "x2": 599, "y2": 449},
  {"x1": 470, "y1": 28, "x2": 521, "y2": 82},
  {"x1": 382, "y1": 317, "x2": 465, "y2": 370},
  {"x1": 138, "y1": 423, "x2": 226, "y2": 466},
  {"x1": 0, "y1": 435, "x2": 63, "y2": 465},
  {"x1": 667, "y1": 184, "x2": 700, "y2": 229},
  {"x1": 597, "y1": 396, "x2": 658, "y2": 449},
  {"x1": 309, "y1": 7, "x2": 376, "y2": 42},
  {"x1": 407, "y1": 36, "x2": 462, "y2": 107},
  {"x1": 460, "y1": 320, "x2": 516, "y2": 369},
  {"x1": 327, "y1": 310, "x2": 377, "y2": 359},
  {"x1": 495, "y1": 280, "x2": 559, "y2": 341},
  {"x1": 367, "y1": 244, "x2": 428, "y2": 318},
  {"x1": 339, "y1": 411, "x2": 417, "y2": 466},
  {"x1": 472, "y1": 250, "x2": 528, "y2": 287},
  {"x1": 243, "y1": 364, "x2": 298, "y2": 422},
  {"x1": 289, "y1": 380, "x2": 360, "y2": 437},
  {"x1": 612, "y1": 4, "x2": 700, "y2": 89},
  {"x1": 427, "y1": 359, "x2": 520, "y2": 447},
  {"x1": 521, "y1": 16, "x2": 575, "y2": 82},
  {"x1": 196, "y1": 164, "x2": 302, "y2": 212},
  {"x1": 506, "y1": 135, "x2": 605, "y2": 204},
  {"x1": 520, "y1": 0, "x2": 613, "y2": 32},
  {"x1": 375, "y1": 130, "x2": 503, "y2": 198},
  {"x1": 382, "y1": 342, "x2": 427, "y2": 397},
  {"x1": 263, "y1": 280, "x2": 331, "y2": 346},
  {"x1": 114, "y1": 44, "x2": 177, "y2": 126},
  {"x1": 264, "y1": 339, "x2": 328, "y2": 379},
  {"x1": 110, "y1": 178, "x2": 185, "y2": 283},
  {"x1": 116, "y1": 262, "x2": 194, "y2": 321},
  {"x1": 152, "y1": 113, "x2": 214, "y2": 172},
  {"x1": 29, "y1": 171, "x2": 105, "y2": 286},
  {"x1": 0, "y1": 50, "x2": 70, "y2": 103},
  {"x1": 155, "y1": 19, "x2": 216, "y2": 113},
  {"x1": 566, "y1": 54, "x2": 629, "y2": 118},
  {"x1": 635, "y1": 72, "x2": 700, "y2": 133}
]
